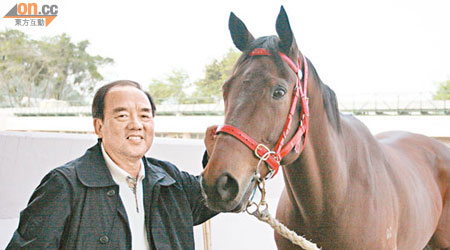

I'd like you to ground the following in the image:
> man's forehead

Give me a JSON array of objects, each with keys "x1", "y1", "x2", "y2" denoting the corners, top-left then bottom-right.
[{"x1": 105, "y1": 86, "x2": 151, "y2": 108}]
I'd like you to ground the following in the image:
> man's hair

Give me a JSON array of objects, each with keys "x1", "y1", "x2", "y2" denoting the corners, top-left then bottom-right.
[{"x1": 92, "y1": 80, "x2": 156, "y2": 120}]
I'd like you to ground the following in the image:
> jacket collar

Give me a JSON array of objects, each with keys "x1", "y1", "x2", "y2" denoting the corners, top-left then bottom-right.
[
  {"x1": 144, "y1": 157, "x2": 177, "y2": 187},
  {"x1": 75, "y1": 142, "x2": 176, "y2": 188}
]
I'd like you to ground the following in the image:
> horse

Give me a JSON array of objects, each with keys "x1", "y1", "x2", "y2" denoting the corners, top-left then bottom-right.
[{"x1": 200, "y1": 6, "x2": 450, "y2": 250}]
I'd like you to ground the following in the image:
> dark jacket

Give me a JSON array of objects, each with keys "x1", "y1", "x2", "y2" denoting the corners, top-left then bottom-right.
[{"x1": 7, "y1": 143, "x2": 217, "y2": 250}]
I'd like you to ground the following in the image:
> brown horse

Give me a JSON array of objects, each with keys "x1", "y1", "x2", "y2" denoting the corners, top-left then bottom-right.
[{"x1": 200, "y1": 6, "x2": 450, "y2": 250}]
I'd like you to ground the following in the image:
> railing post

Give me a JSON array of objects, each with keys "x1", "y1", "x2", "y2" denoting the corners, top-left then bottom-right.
[{"x1": 202, "y1": 220, "x2": 212, "y2": 250}]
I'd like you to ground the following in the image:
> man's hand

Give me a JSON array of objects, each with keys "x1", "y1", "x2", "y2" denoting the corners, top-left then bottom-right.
[{"x1": 204, "y1": 125, "x2": 218, "y2": 157}]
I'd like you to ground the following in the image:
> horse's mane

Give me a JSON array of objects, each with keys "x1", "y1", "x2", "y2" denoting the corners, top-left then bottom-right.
[
  {"x1": 235, "y1": 36, "x2": 341, "y2": 132},
  {"x1": 307, "y1": 59, "x2": 341, "y2": 132}
]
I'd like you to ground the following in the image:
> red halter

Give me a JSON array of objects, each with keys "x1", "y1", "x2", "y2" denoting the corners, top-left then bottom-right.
[{"x1": 216, "y1": 48, "x2": 309, "y2": 178}]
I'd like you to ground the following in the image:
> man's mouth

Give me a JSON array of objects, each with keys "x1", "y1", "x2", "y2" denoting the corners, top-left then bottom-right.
[{"x1": 127, "y1": 135, "x2": 143, "y2": 142}]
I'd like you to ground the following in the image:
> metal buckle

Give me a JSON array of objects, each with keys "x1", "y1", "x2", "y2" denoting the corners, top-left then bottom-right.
[
  {"x1": 254, "y1": 144, "x2": 277, "y2": 179},
  {"x1": 254, "y1": 144, "x2": 271, "y2": 161}
]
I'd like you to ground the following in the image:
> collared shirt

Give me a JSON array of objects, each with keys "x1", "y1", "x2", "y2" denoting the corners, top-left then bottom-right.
[{"x1": 101, "y1": 144, "x2": 150, "y2": 250}]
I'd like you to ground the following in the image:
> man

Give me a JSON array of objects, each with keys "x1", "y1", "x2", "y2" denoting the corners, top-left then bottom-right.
[{"x1": 7, "y1": 80, "x2": 218, "y2": 249}]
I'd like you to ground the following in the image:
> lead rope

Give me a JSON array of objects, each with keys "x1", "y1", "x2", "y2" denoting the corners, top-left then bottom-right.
[{"x1": 246, "y1": 152, "x2": 320, "y2": 250}]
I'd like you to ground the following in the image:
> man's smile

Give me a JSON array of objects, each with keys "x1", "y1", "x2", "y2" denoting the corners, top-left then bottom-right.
[{"x1": 127, "y1": 135, "x2": 144, "y2": 142}]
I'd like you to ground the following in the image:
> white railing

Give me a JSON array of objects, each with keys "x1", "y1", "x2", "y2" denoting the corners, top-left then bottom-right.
[{"x1": 1, "y1": 92, "x2": 449, "y2": 116}]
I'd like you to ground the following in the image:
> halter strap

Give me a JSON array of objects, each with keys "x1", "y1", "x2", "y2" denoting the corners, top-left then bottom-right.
[{"x1": 216, "y1": 48, "x2": 310, "y2": 178}]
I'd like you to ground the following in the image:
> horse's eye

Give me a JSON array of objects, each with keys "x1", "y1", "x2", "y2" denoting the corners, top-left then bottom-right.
[{"x1": 273, "y1": 88, "x2": 287, "y2": 99}]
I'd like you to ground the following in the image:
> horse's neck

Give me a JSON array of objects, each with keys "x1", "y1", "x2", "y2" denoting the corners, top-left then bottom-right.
[{"x1": 282, "y1": 85, "x2": 349, "y2": 222}]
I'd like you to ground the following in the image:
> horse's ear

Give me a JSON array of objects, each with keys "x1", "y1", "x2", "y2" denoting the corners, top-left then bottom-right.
[
  {"x1": 229, "y1": 12, "x2": 255, "y2": 51},
  {"x1": 276, "y1": 6, "x2": 298, "y2": 56}
]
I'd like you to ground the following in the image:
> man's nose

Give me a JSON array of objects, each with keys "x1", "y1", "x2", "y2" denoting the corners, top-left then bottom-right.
[{"x1": 127, "y1": 114, "x2": 143, "y2": 130}]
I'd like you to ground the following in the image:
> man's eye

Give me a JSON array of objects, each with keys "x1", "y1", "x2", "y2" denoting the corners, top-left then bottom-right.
[{"x1": 273, "y1": 88, "x2": 287, "y2": 99}]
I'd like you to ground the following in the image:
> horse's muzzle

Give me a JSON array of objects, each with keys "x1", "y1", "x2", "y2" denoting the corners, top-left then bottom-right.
[{"x1": 200, "y1": 172, "x2": 242, "y2": 212}]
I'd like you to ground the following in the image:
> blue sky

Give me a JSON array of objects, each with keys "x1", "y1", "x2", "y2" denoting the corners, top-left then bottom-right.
[{"x1": 1, "y1": 0, "x2": 450, "y2": 95}]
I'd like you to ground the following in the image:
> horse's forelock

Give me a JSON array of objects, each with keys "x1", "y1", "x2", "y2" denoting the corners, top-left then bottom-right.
[{"x1": 234, "y1": 36, "x2": 289, "y2": 76}]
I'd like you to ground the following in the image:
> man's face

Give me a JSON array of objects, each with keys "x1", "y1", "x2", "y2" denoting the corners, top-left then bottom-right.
[{"x1": 94, "y1": 85, "x2": 154, "y2": 163}]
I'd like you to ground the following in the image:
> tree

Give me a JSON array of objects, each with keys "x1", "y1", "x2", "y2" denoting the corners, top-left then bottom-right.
[
  {"x1": 192, "y1": 49, "x2": 240, "y2": 102},
  {"x1": 0, "y1": 29, "x2": 113, "y2": 107},
  {"x1": 434, "y1": 79, "x2": 450, "y2": 100},
  {"x1": 38, "y1": 34, "x2": 113, "y2": 102},
  {"x1": 0, "y1": 30, "x2": 42, "y2": 106},
  {"x1": 148, "y1": 69, "x2": 189, "y2": 104},
  {"x1": 146, "y1": 49, "x2": 240, "y2": 104}
]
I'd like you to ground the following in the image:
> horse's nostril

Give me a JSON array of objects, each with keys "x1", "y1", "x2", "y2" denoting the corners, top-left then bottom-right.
[{"x1": 216, "y1": 173, "x2": 238, "y2": 202}]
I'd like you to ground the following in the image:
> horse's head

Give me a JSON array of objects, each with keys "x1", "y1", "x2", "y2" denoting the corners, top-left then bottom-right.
[{"x1": 201, "y1": 7, "x2": 309, "y2": 212}]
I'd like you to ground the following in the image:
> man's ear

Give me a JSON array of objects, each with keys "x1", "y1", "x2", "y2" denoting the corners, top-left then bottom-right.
[{"x1": 93, "y1": 118, "x2": 103, "y2": 138}]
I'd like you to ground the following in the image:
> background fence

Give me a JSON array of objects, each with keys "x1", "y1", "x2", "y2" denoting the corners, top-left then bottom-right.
[{"x1": 1, "y1": 92, "x2": 449, "y2": 116}]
